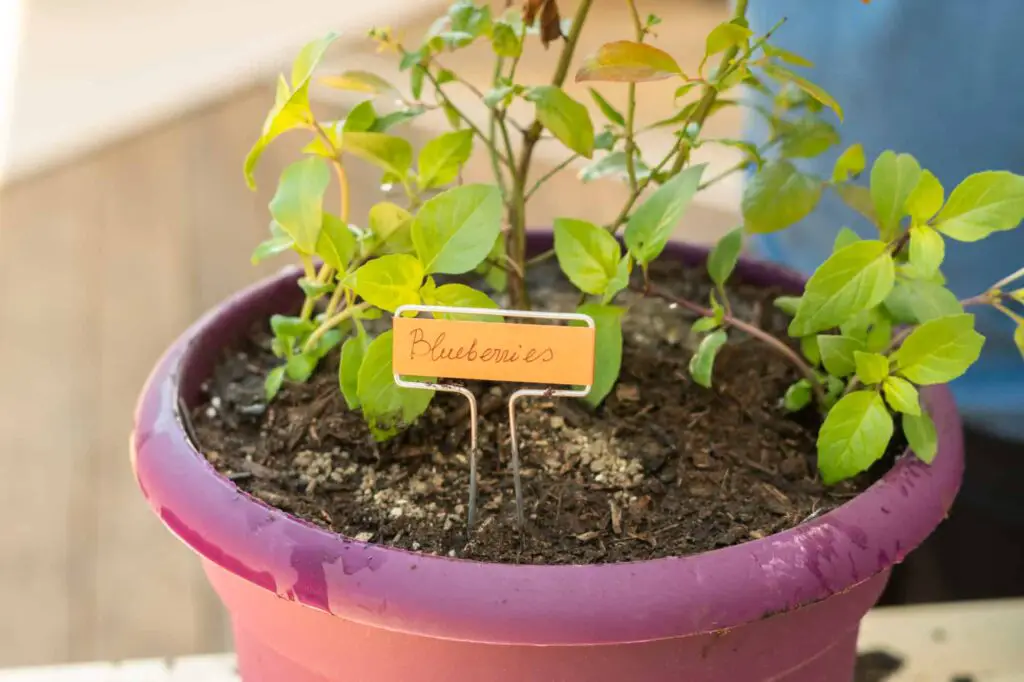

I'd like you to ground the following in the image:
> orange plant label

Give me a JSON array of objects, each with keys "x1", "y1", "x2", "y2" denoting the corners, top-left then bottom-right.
[{"x1": 392, "y1": 316, "x2": 595, "y2": 386}]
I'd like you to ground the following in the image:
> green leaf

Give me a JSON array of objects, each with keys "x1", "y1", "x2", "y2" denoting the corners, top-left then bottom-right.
[
  {"x1": 417, "y1": 129, "x2": 473, "y2": 190},
  {"x1": 342, "y1": 132, "x2": 413, "y2": 180},
  {"x1": 605, "y1": 256, "x2": 632, "y2": 303},
  {"x1": 357, "y1": 331, "x2": 434, "y2": 441},
  {"x1": 704, "y1": 22, "x2": 751, "y2": 62},
  {"x1": 762, "y1": 63, "x2": 843, "y2": 121},
  {"x1": 491, "y1": 20, "x2": 523, "y2": 57},
  {"x1": 320, "y1": 70, "x2": 397, "y2": 96},
  {"x1": 371, "y1": 107, "x2": 426, "y2": 133},
  {"x1": 707, "y1": 227, "x2": 743, "y2": 287},
  {"x1": 893, "y1": 313, "x2": 985, "y2": 385},
  {"x1": 353, "y1": 254, "x2": 424, "y2": 312},
  {"x1": 244, "y1": 76, "x2": 312, "y2": 189},
  {"x1": 252, "y1": 222, "x2": 294, "y2": 264},
  {"x1": 576, "y1": 41, "x2": 683, "y2": 83},
  {"x1": 783, "y1": 379, "x2": 813, "y2": 412},
  {"x1": 410, "y1": 65, "x2": 425, "y2": 100},
  {"x1": 789, "y1": 241, "x2": 896, "y2": 336},
  {"x1": 484, "y1": 85, "x2": 516, "y2": 108},
  {"x1": 831, "y1": 143, "x2": 866, "y2": 184},
  {"x1": 818, "y1": 391, "x2": 893, "y2": 484},
  {"x1": 1016, "y1": 325, "x2": 1024, "y2": 360},
  {"x1": 882, "y1": 376, "x2": 920, "y2": 416},
  {"x1": 692, "y1": 317, "x2": 720, "y2": 333},
  {"x1": 908, "y1": 225, "x2": 944, "y2": 279},
  {"x1": 412, "y1": 184, "x2": 503, "y2": 274},
  {"x1": 774, "y1": 295, "x2": 802, "y2": 316},
  {"x1": 264, "y1": 366, "x2": 286, "y2": 402},
  {"x1": 343, "y1": 100, "x2": 378, "y2": 132},
  {"x1": 883, "y1": 279, "x2": 962, "y2": 324},
  {"x1": 833, "y1": 226, "x2": 861, "y2": 252},
  {"x1": 269, "y1": 157, "x2": 331, "y2": 253},
  {"x1": 764, "y1": 44, "x2": 814, "y2": 68},
  {"x1": 588, "y1": 88, "x2": 625, "y2": 126},
  {"x1": 315, "y1": 214, "x2": 357, "y2": 271},
  {"x1": 904, "y1": 412, "x2": 938, "y2": 463},
  {"x1": 422, "y1": 283, "x2": 501, "y2": 321},
  {"x1": 866, "y1": 313, "x2": 893, "y2": 353},
  {"x1": 801, "y1": 336, "x2": 821, "y2": 366},
  {"x1": 575, "y1": 304, "x2": 624, "y2": 407},
  {"x1": 906, "y1": 169, "x2": 945, "y2": 222},
  {"x1": 933, "y1": 171, "x2": 1024, "y2": 242},
  {"x1": 742, "y1": 160, "x2": 823, "y2": 234},
  {"x1": 285, "y1": 352, "x2": 318, "y2": 382},
  {"x1": 339, "y1": 333, "x2": 369, "y2": 409},
  {"x1": 291, "y1": 32, "x2": 338, "y2": 89},
  {"x1": 554, "y1": 218, "x2": 623, "y2": 296},
  {"x1": 818, "y1": 335, "x2": 865, "y2": 377},
  {"x1": 689, "y1": 330, "x2": 728, "y2": 388},
  {"x1": 778, "y1": 116, "x2": 839, "y2": 159},
  {"x1": 579, "y1": 152, "x2": 651, "y2": 183},
  {"x1": 525, "y1": 85, "x2": 595, "y2": 158},
  {"x1": 368, "y1": 201, "x2": 414, "y2": 254},
  {"x1": 854, "y1": 351, "x2": 889, "y2": 385},
  {"x1": 870, "y1": 151, "x2": 922, "y2": 236},
  {"x1": 625, "y1": 163, "x2": 706, "y2": 265}
]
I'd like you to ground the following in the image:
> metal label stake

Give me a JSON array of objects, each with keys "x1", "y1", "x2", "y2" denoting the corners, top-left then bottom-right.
[{"x1": 392, "y1": 304, "x2": 595, "y2": 529}]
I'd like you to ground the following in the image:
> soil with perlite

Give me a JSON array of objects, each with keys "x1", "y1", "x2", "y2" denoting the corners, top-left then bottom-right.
[{"x1": 191, "y1": 260, "x2": 896, "y2": 564}]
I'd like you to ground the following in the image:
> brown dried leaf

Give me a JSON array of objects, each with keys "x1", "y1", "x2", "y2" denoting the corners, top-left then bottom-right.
[{"x1": 524, "y1": 0, "x2": 564, "y2": 48}]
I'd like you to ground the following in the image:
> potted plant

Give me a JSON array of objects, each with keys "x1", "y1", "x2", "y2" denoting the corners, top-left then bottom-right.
[{"x1": 132, "y1": 1, "x2": 1024, "y2": 680}]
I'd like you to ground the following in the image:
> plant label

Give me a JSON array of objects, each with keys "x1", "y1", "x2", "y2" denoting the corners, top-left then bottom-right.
[{"x1": 392, "y1": 309, "x2": 595, "y2": 386}]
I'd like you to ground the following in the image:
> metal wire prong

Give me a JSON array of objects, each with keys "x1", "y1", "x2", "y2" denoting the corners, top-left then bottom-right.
[{"x1": 395, "y1": 377, "x2": 479, "y2": 531}]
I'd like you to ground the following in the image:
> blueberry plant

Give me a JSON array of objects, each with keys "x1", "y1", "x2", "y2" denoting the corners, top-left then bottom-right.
[{"x1": 245, "y1": 0, "x2": 1024, "y2": 485}]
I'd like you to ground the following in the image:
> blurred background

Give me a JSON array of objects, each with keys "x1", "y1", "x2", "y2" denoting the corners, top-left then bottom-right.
[{"x1": 0, "y1": 0, "x2": 742, "y2": 668}]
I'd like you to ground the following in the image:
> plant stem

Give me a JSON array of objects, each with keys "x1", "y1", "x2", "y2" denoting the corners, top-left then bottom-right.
[
  {"x1": 525, "y1": 153, "x2": 579, "y2": 200},
  {"x1": 303, "y1": 302, "x2": 370, "y2": 353},
  {"x1": 990, "y1": 266, "x2": 1024, "y2": 292},
  {"x1": 508, "y1": 0, "x2": 595, "y2": 308},
  {"x1": 421, "y1": 65, "x2": 512, "y2": 169},
  {"x1": 624, "y1": 0, "x2": 643, "y2": 193},
  {"x1": 487, "y1": 59, "x2": 511, "y2": 199},
  {"x1": 642, "y1": 283, "x2": 828, "y2": 407}
]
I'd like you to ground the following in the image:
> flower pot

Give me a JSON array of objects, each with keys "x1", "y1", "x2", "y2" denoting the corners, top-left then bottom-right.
[{"x1": 132, "y1": 234, "x2": 963, "y2": 682}]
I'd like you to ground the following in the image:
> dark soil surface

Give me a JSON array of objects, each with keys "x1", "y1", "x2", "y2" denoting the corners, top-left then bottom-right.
[{"x1": 191, "y1": 260, "x2": 879, "y2": 564}]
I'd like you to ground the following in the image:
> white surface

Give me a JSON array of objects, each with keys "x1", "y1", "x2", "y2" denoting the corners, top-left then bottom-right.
[
  {"x1": 2, "y1": 599, "x2": 1023, "y2": 681},
  {"x1": 0, "y1": 0, "x2": 443, "y2": 184}
]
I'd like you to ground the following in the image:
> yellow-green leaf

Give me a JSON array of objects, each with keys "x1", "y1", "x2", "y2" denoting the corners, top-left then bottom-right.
[
  {"x1": 894, "y1": 313, "x2": 985, "y2": 385},
  {"x1": 1015, "y1": 325, "x2": 1024, "y2": 360},
  {"x1": 904, "y1": 412, "x2": 938, "y2": 463},
  {"x1": 368, "y1": 201, "x2": 414, "y2": 254},
  {"x1": 525, "y1": 85, "x2": 595, "y2": 158},
  {"x1": 575, "y1": 304, "x2": 624, "y2": 407},
  {"x1": 576, "y1": 41, "x2": 683, "y2": 83},
  {"x1": 412, "y1": 184, "x2": 503, "y2": 274},
  {"x1": 908, "y1": 225, "x2": 945, "y2": 279},
  {"x1": 320, "y1": 70, "x2": 397, "y2": 96},
  {"x1": 353, "y1": 254, "x2": 424, "y2": 312},
  {"x1": 554, "y1": 217, "x2": 622, "y2": 296},
  {"x1": 588, "y1": 88, "x2": 625, "y2": 126},
  {"x1": 882, "y1": 376, "x2": 920, "y2": 415},
  {"x1": 625, "y1": 164, "x2": 706, "y2": 265},
  {"x1": 818, "y1": 335, "x2": 865, "y2": 377},
  {"x1": 854, "y1": 351, "x2": 889, "y2": 385},
  {"x1": 342, "y1": 132, "x2": 413, "y2": 181},
  {"x1": 817, "y1": 391, "x2": 893, "y2": 484},
  {"x1": 906, "y1": 169, "x2": 945, "y2": 222},
  {"x1": 707, "y1": 227, "x2": 743, "y2": 287},
  {"x1": 689, "y1": 330, "x2": 728, "y2": 388},
  {"x1": 870, "y1": 151, "x2": 922, "y2": 237},
  {"x1": 268, "y1": 157, "x2": 331, "y2": 253},
  {"x1": 315, "y1": 214, "x2": 357, "y2": 271},
  {"x1": 704, "y1": 22, "x2": 751, "y2": 66},
  {"x1": 357, "y1": 331, "x2": 434, "y2": 441},
  {"x1": 831, "y1": 143, "x2": 866, "y2": 184},
  {"x1": 417, "y1": 130, "x2": 473, "y2": 190},
  {"x1": 422, "y1": 283, "x2": 501, "y2": 321},
  {"x1": 789, "y1": 241, "x2": 895, "y2": 336},
  {"x1": 291, "y1": 33, "x2": 339, "y2": 90},
  {"x1": 743, "y1": 160, "x2": 823, "y2": 234},
  {"x1": 933, "y1": 171, "x2": 1024, "y2": 242},
  {"x1": 762, "y1": 63, "x2": 843, "y2": 121}
]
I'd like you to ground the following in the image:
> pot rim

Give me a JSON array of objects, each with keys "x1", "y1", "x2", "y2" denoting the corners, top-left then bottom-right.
[{"x1": 131, "y1": 235, "x2": 963, "y2": 646}]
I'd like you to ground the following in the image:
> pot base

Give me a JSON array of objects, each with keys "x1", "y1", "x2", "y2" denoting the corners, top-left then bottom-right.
[{"x1": 208, "y1": 560, "x2": 885, "y2": 682}]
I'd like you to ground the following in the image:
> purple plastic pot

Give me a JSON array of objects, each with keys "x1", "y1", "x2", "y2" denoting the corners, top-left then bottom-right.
[{"x1": 132, "y1": 235, "x2": 963, "y2": 682}]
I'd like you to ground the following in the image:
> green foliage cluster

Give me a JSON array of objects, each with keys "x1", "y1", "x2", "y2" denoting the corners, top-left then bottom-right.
[{"x1": 244, "y1": 0, "x2": 1024, "y2": 484}]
